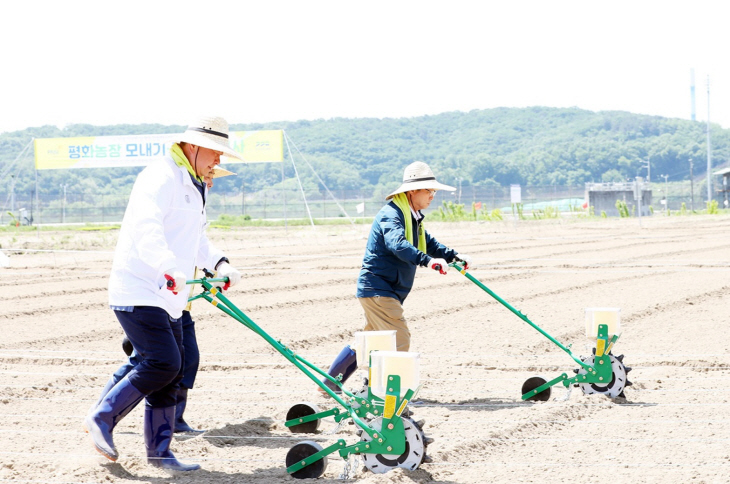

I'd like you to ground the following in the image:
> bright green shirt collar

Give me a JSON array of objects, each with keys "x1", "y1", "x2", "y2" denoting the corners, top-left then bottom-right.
[
  {"x1": 392, "y1": 192, "x2": 427, "y2": 252},
  {"x1": 170, "y1": 143, "x2": 203, "y2": 182}
]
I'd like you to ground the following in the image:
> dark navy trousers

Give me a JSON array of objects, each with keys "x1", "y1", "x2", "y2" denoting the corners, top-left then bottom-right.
[
  {"x1": 112, "y1": 311, "x2": 199, "y2": 391},
  {"x1": 114, "y1": 306, "x2": 184, "y2": 408}
]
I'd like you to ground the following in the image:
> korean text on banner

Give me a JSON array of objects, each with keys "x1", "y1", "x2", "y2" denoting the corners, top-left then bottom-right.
[
  {"x1": 34, "y1": 130, "x2": 285, "y2": 170},
  {"x1": 227, "y1": 130, "x2": 284, "y2": 163},
  {"x1": 34, "y1": 134, "x2": 173, "y2": 170}
]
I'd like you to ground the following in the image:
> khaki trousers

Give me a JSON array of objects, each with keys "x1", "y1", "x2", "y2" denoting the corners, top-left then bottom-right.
[{"x1": 359, "y1": 296, "x2": 410, "y2": 351}]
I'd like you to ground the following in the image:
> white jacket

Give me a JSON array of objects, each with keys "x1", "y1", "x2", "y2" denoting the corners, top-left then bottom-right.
[{"x1": 108, "y1": 155, "x2": 225, "y2": 319}]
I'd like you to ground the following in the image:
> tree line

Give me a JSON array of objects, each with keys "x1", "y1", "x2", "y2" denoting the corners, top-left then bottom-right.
[{"x1": 1, "y1": 107, "x2": 728, "y2": 201}]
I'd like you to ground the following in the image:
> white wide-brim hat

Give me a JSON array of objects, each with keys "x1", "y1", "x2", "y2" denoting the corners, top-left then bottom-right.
[
  {"x1": 175, "y1": 116, "x2": 243, "y2": 161},
  {"x1": 386, "y1": 161, "x2": 456, "y2": 200},
  {"x1": 210, "y1": 166, "x2": 236, "y2": 178}
]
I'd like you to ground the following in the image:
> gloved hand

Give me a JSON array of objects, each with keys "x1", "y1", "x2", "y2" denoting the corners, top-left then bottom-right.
[
  {"x1": 428, "y1": 258, "x2": 449, "y2": 275},
  {"x1": 454, "y1": 253, "x2": 474, "y2": 270},
  {"x1": 164, "y1": 270, "x2": 187, "y2": 295},
  {"x1": 216, "y1": 262, "x2": 241, "y2": 291}
]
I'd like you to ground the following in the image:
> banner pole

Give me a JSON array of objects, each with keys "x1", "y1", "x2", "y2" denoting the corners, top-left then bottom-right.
[
  {"x1": 283, "y1": 131, "x2": 315, "y2": 228},
  {"x1": 281, "y1": 161, "x2": 287, "y2": 232},
  {"x1": 35, "y1": 170, "x2": 40, "y2": 237},
  {"x1": 33, "y1": 138, "x2": 39, "y2": 237},
  {"x1": 285, "y1": 134, "x2": 355, "y2": 225}
]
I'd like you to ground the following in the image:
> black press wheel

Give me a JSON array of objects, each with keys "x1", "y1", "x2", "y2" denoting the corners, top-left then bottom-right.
[
  {"x1": 286, "y1": 402, "x2": 321, "y2": 434},
  {"x1": 286, "y1": 440, "x2": 327, "y2": 479},
  {"x1": 522, "y1": 376, "x2": 551, "y2": 402}
]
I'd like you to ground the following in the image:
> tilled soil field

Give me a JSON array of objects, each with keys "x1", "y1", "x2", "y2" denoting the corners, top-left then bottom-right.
[{"x1": 1, "y1": 215, "x2": 729, "y2": 483}]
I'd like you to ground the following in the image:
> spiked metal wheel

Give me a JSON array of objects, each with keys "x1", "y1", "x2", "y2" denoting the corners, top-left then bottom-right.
[
  {"x1": 576, "y1": 353, "x2": 632, "y2": 398},
  {"x1": 360, "y1": 417, "x2": 432, "y2": 473}
]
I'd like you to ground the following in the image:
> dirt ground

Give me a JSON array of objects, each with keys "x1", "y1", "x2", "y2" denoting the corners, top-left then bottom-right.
[{"x1": 1, "y1": 215, "x2": 730, "y2": 484}]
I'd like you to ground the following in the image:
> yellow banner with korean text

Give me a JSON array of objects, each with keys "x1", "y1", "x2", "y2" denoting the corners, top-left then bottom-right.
[
  {"x1": 34, "y1": 130, "x2": 284, "y2": 170},
  {"x1": 227, "y1": 130, "x2": 284, "y2": 163}
]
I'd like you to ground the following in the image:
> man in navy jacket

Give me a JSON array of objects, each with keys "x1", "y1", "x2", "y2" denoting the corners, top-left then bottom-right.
[{"x1": 322, "y1": 161, "x2": 472, "y2": 392}]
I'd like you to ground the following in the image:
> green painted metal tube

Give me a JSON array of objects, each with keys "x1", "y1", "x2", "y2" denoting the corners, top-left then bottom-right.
[
  {"x1": 194, "y1": 280, "x2": 381, "y2": 441},
  {"x1": 521, "y1": 373, "x2": 568, "y2": 400},
  {"x1": 284, "y1": 407, "x2": 340, "y2": 428},
  {"x1": 452, "y1": 263, "x2": 592, "y2": 371},
  {"x1": 286, "y1": 440, "x2": 346, "y2": 474}
]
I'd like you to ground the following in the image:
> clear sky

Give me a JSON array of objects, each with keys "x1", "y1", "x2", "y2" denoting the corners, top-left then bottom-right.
[{"x1": 2, "y1": 0, "x2": 728, "y2": 134}]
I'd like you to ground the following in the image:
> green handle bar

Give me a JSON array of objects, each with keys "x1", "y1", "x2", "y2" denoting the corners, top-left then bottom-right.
[
  {"x1": 186, "y1": 278, "x2": 379, "y2": 438},
  {"x1": 451, "y1": 262, "x2": 592, "y2": 371}
]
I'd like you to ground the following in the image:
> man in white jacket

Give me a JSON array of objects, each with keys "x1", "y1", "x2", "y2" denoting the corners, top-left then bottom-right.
[{"x1": 84, "y1": 116, "x2": 242, "y2": 472}]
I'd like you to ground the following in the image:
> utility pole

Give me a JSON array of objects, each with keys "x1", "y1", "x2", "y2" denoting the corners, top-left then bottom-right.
[
  {"x1": 10, "y1": 175, "x2": 15, "y2": 212},
  {"x1": 690, "y1": 68, "x2": 696, "y2": 121},
  {"x1": 635, "y1": 177, "x2": 643, "y2": 228},
  {"x1": 643, "y1": 157, "x2": 651, "y2": 182},
  {"x1": 706, "y1": 75, "x2": 712, "y2": 202},
  {"x1": 61, "y1": 184, "x2": 67, "y2": 223},
  {"x1": 689, "y1": 158, "x2": 694, "y2": 212}
]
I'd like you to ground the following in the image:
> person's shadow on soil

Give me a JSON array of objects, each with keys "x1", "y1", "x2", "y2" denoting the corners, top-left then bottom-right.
[
  {"x1": 413, "y1": 396, "x2": 519, "y2": 412},
  {"x1": 202, "y1": 416, "x2": 296, "y2": 449},
  {"x1": 103, "y1": 461, "x2": 460, "y2": 482},
  {"x1": 102, "y1": 462, "x2": 292, "y2": 482}
]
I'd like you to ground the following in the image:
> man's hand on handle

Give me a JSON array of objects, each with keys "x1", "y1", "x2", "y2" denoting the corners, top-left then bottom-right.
[
  {"x1": 454, "y1": 253, "x2": 474, "y2": 270},
  {"x1": 216, "y1": 262, "x2": 241, "y2": 291},
  {"x1": 164, "y1": 270, "x2": 187, "y2": 295},
  {"x1": 428, "y1": 258, "x2": 449, "y2": 275}
]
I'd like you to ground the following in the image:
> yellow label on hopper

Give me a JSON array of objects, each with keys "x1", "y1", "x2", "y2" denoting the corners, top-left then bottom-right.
[{"x1": 384, "y1": 395, "x2": 396, "y2": 419}]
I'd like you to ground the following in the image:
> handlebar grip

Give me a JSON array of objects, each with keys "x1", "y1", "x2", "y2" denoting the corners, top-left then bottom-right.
[{"x1": 164, "y1": 274, "x2": 179, "y2": 294}]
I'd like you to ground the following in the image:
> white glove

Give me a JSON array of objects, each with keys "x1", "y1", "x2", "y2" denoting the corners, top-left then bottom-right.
[
  {"x1": 216, "y1": 262, "x2": 241, "y2": 290},
  {"x1": 454, "y1": 253, "x2": 474, "y2": 270},
  {"x1": 428, "y1": 258, "x2": 449, "y2": 274},
  {"x1": 164, "y1": 270, "x2": 187, "y2": 295}
]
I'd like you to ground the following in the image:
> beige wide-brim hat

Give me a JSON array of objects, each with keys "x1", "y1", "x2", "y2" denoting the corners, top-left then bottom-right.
[
  {"x1": 386, "y1": 161, "x2": 456, "y2": 200},
  {"x1": 210, "y1": 166, "x2": 236, "y2": 178},
  {"x1": 175, "y1": 116, "x2": 243, "y2": 161}
]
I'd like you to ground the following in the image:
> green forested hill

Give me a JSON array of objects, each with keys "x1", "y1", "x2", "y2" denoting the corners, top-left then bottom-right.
[{"x1": 1, "y1": 107, "x2": 728, "y2": 200}]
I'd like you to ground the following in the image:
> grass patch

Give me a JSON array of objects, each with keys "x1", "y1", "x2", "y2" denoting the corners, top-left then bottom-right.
[
  {"x1": 211, "y1": 214, "x2": 373, "y2": 227},
  {"x1": 0, "y1": 223, "x2": 120, "y2": 233},
  {"x1": 78, "y1": 225, "x2": 121, "y2": 231}
]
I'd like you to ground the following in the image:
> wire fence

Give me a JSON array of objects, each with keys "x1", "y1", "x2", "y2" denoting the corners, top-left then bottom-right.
[{"x1": 0, "y1": 183, "x2": 724, "y2": 226}]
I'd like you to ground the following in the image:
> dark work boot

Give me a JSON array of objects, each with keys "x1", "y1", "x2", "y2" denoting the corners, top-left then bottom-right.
[
  {"x1": 84, "y1": 376, "x2": 145, "y2": 461},
  {"x1": 145, "y1": 405, "x2": 201, "y2": 472},
  {"x1": 320, "y1": 345, "x2": 357, "y2": 394},
  {"x1": 87, "y1": 376, "x2": 117, "y2": 415},
  {"x1": 174, "y1": 388, "x2": 204, "y2": 434}
]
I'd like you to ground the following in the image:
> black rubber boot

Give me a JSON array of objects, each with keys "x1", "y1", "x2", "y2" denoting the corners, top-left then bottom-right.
[
  {"x1": 145, "y1": 405, "x2": 201, "y2": 472},
  {"x1": 84, "y1": 376, "x2": 145, "y2": 461},
  {"x1": 321, "y1": 345, "x2": 357, "y2": 394},
  {"x1": 174, "y1": 388, "x2": 204, "y2": 434},
  {"x1": 88, "y1": 376, "x2": 117, "y2": 414}
]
